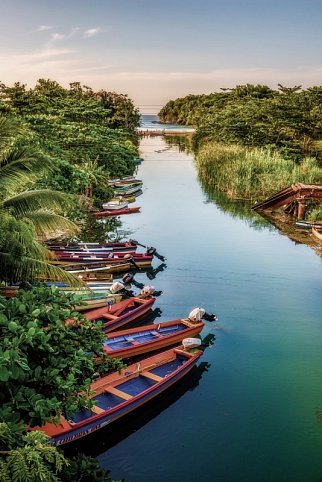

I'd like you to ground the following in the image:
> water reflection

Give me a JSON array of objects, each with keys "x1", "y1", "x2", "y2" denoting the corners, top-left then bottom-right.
[
  {"x1": 164, "y1": 134, "x2": 193, "y2": 153},
  {"x1": 145, "y1": 262, "x2": 167, "y2": 280},
  {"x1": 66, "y1": 361, "x2": 211, "y2": 458},
  {"x1": 199, "y1": 179, "x2": 272, "y2": 230},
  {"x1": 80, "y1": 217, "x2": 122, "y2": 243}
]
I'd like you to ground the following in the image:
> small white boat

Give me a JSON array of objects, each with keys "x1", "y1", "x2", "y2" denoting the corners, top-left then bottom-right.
[{"x1": 102, "y1": 201, "x2": 128, "y2": 210}]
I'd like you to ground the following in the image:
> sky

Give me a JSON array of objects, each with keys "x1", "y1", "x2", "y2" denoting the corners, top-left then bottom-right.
[{"x1": 0, "y1": 0, "x2": 321, "y2": 112}]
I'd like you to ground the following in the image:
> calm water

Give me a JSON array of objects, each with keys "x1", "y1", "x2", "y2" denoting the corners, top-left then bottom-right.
[{"x1": 82, "y1": 128, "x2": 322, "y2": 481}]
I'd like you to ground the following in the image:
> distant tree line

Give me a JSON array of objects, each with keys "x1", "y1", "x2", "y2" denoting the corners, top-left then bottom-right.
[
  {"x1": 159, "y1": 83, "x2": 322, "y2": 161},
  {"x1": 159, "y1": 84, "x2": 322, "y2": 206}
]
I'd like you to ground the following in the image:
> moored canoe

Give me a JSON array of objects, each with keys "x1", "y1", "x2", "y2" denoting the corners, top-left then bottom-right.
[
  {"x1": 102, "y1": 318, "x2": 204, "y2": 358},
  {"x1": 33, "y1": 346, "x2": 202, "y2": 445}
]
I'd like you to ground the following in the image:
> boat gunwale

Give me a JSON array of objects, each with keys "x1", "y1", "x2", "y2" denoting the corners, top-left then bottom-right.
[
  {"x1": 42, "y1": 348, "x2": 201, "y2": 441},
  {"x1": 103, "y1": 319, "x2": 204, "y2": 357}
]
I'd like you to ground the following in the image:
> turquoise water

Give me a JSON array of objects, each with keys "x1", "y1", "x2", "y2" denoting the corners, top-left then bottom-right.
[{"x1": 80, "y1": 131, "x2": 322, "y2": 481}]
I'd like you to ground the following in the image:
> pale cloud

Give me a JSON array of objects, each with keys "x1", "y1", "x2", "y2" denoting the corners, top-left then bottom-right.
[
  {"x1": 50, "y1": 28, "x2": 80, "y2": 42},
  {"x1": 67, "y1": 67, "x2": 322, "y2": 106},
  {"x1": 84, "y1": 28, "x2": 102, "y2": 38},
  {"x1": 37, "y1": 25, "x2": 53, "y2": 32},
  {"x1": 51, "y1": 33, "x2": 65, "y2": 41},
  {"x1": 14, "y1": 48, "x2": 75, "y2": 64},
  {"x1": 0, "y1": 52, "x2": 320, "y2": 107}
]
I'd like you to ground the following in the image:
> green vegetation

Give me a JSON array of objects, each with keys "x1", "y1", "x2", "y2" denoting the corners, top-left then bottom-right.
[
  {"x1": 0, "y1": 113, "x2": 81, "y2": 285},
  {"x1": 0, "y1": 79, "x2": 140, "y2": 480},
  {"x1": 197, "y1": 143, "x2": 321, "y2": 201},
  {"x1": 0, "y1": 80, "x2": 140, "y2": 209},
  {"x1": 159, "y1": 83, "x2": 322, "y2": 205},
  {"x1": 0, "y1": 286, "x2": 124, "y2": 481}
]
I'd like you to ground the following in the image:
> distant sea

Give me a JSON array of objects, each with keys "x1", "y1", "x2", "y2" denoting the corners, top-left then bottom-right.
[{"x1": 139, "y1": 114, "x2": 194, "y2": 132}]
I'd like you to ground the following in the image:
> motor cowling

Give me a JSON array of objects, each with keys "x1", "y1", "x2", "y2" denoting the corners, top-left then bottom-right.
[
  {"x1": 109, "y1": 282, "x2": 125, "y2": 294},
  {"x1": 122, "y1": 273, "x2": 134, "y2": 285},
  {"x1": 188, "y1": 308, "x2": 206, "y2": 322}
]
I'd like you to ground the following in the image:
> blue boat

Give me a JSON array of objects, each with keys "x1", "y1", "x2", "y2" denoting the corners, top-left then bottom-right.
[{"x1": 34, "y1": 346, "x2": 203, "y2": 445}]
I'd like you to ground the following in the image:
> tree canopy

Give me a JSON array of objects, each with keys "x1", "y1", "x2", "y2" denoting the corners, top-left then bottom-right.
[{"x1": 159, "y1": 84, "x2": 322, "y2": 160}]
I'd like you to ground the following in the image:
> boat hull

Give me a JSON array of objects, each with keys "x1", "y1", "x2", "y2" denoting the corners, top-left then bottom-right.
[
  {"x1": 93, "y1": 207, "x2": 141, "y2": 217},
  {"x1": 103, "y1": 319, "x2": 204, "y2": 358},
  {"x1": 35, "y1": 347, "x2": 202, "y2": 445},
  {"x1": 75, "y1": 295, "x2": 122, "y2": 312},
  {"x1": 84, "y1": 296, "x2": 156, "y2": 332}
]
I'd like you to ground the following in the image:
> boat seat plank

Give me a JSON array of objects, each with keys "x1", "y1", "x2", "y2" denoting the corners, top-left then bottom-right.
[
  {"x1": 140, "y1": 371, "x2": 163, "y2": 382},
  {"x1": 102, "y1": 314, "x2": 119, "y2": 320},
  {"x1": 91, "y1": 405, "x2": 105, "y2": 415},
  {"x1": 105, "y1": 386, "x2": 133, "y2": 400}
]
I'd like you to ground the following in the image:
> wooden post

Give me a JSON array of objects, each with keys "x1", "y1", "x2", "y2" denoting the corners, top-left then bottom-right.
[{"x1": 297, "y1": 200, "x2": 306, "y2": 220}]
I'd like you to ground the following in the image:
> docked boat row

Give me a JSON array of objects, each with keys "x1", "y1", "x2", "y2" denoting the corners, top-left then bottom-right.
[
  {"x1": 32, "y1": 173, "x2": 217, "y2": 446},
  {"x1": 36, "y1": 303, "x2": 213, "y2": 445},
  {"x1": 94, "y1": 176, "x2": 144, "y2": 217}
]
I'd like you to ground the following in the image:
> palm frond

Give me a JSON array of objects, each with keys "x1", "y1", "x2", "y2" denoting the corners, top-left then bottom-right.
[
  {"x1": 0, "y1": 116, "x2": 21, "y2": 154},
  {"x1": 0, "y1": 148, "x2": 51, "y2": 193},
  {"x1": 3, "y1": 190, "x2": 73, "y2": 216},
  {"x1": 0, "y1": 251, "x2": 84, "y2": 286},
  {"x1": 22, "y1": 211, "x2": 79, "y2": 238}
]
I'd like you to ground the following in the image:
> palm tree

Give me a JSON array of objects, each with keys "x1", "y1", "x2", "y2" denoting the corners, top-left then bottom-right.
[{"x1": 0, "y1": 115, "x2": 81, "y2": 285}]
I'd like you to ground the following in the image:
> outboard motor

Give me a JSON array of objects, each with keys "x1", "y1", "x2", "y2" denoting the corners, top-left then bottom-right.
[
  {"x1": 123, "y1": 253, "x2": 141, "y2": 270},
  {"x1": 188, "y1": 307, "x2": 218, "y2": 323},
  {"x1": 129, "y1": 239, "x2": 145, "y2": 248},
  {"x1": 140, "y1": 285, "x2": 163, "y2": 298},
  {"x1": 122, "y1": 273, "x2": 144, "y2": 289},
  {"x1": 146, "y1": 246, "x2": 166, "y2": 262},
  {"x1": 109, "y1": 282, "x2": 126, "y2": 294},
  {"x1": 109, "y1": 281, "x2": 134, "y2": 298}
]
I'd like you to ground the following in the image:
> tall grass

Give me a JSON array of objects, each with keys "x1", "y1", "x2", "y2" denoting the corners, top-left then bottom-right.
[{"x1": 196, "y1": 142, "x2": 322, "y2": 201}]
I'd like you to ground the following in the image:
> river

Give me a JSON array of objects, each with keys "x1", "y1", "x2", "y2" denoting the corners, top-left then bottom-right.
[{"x1": 82, "y1": 120, "x2": 322, "y2": 482}]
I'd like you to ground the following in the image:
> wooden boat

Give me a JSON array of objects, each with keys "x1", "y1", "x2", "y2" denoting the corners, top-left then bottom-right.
[
  {"x1": 101, "y1": 201, "x2": 128, "y2": 210},
  {"x1": 34, "y1": 346, "x2": 202, "y2": 445},
  {"x1": 102, "y1": 318, "x2": 204, "y2": 358},
  {"x1": 114, "y1": 185, "x2": 142, "y2": 195},
  {"x1": 111, "y1": 195, "x2": 136, "y2": 203},
  {"x1": 295, "y1": 220, "x2": 322, "y2": 230},
  {"x1": 84, "y1": 296, "x2": 155, "y2": 332},
  {"x1": 312, "y1": 227, "x2": 322, "y2": 243},
  {"x1": 52, "y1": 253, "x2": 153, "y2": 268},
  {"x1": 61, "y1": 261, "x2": 133, "y2": 273},
  {"x1": 108, "y1": 176, "x2": 139, "y2": 186},
  {"x1": 74, "y1": 294, "x2": 122, "y2": 312},
  {"x1": 47, "y1": 241, "x2": 138, "y2": 254},
  {"x1": 113, "y1": 190, "x2": 142, "y2": 199},
  {"x1": 113, "y1": 180, "x2": 142, "y2": 188},
  {"x1": 69, "y1": 272, "x2": 114, "y2": 282},
  {"x1": 93, "y1": 207, "x2": 141, "y2": 218}
]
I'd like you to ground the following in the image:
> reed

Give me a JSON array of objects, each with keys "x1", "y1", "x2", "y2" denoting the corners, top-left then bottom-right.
[{"x1": 196, "y1": 142, "x2": 322, "y2": 201}]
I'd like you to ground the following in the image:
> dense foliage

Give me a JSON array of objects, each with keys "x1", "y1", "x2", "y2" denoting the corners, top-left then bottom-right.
[
  {"x1": 0, "y1": 80, "x2": 140, "y2": 207},
  {"x1": 0, "y1": 423, "x2": 116, "y2": 481},
  {"x1": 0, "y1": 112, "x2": 82, "y2": 284},
  {"x1": 0, "y1": 286, "x2": 124, "y2": 427},
  {"x1": 159, "y1": 84, "x2": 322, "y2": 161},
  {"x1": 160, "y1": 84, "x2": 322, "y2": 205}
]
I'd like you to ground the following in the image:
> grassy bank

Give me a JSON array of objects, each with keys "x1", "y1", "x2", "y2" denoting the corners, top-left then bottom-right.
[{"x1": 196, "y1": 142, "x2": 322, "y2": 201}]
